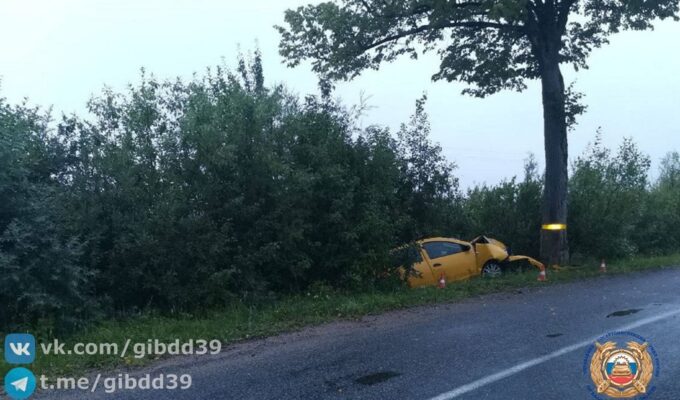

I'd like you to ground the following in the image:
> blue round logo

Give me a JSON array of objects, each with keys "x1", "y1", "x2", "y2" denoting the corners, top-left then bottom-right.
[{"x1": 4, "y1": 367, "x2": 36, "y2": 400}]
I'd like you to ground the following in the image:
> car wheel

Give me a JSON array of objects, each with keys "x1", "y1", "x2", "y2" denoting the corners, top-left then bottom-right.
[{"x1": 482, "y1": 261, "x2": 502, "y2": 278}]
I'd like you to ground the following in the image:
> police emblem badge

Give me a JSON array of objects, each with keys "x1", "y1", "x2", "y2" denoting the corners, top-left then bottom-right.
[{"x1": 589, "y1": 340, "x2": 654, "y2": 398}]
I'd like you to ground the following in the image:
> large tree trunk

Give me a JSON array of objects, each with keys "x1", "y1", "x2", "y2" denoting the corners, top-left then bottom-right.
[{"x1": 539, "y1": 56, "x2": 570, "y2": 266}]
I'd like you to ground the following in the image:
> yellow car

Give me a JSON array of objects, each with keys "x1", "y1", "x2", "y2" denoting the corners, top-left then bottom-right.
[{"x1": 398, "y1": 236, "x2": 545, "y2": 288}]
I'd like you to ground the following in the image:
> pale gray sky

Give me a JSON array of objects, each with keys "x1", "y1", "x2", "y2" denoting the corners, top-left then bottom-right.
[{"x1": 1, "y1": 0, "x2": 679, "y2": 188}]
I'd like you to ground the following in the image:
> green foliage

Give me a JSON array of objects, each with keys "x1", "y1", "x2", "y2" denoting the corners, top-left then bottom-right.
[
  {"x1": 5, "y1": 55, "x2": 460, "y2": 329},
  {"x1": 277, "y1": 0, "x2": 679, "y2": 266},
  {"x1": 393, "y1": 95, "x2": 462, "y2": 239},
  {"x1": 277, "y1": 0, "x2": 679, "y2": 97},
  {"x1": 0, "y1": 98, "x2": 92, "y2": 333},
  {"x1": 634, "y1": 152, "x2": 680, "y2": 253},
  {"x1": 568, "y1": 132, "x2": 651, "y2": 259},
  {"x1": 0, "y1": 56, "x2": 677, "y2": 334},
  {"x1": 463, "y1": 154, "x2": 543, "y2": 258}
]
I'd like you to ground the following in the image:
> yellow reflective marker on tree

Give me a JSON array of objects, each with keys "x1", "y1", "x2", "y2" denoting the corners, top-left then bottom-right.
[{"x1": 542, "y1": 223, "x2": 567, "y2": 231}]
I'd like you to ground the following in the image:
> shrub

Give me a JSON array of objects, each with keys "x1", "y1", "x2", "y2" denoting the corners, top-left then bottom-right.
[
  {"x1": 0, "y1": 55, "x2": 677, "y2": 333},
  {"x1": 0, "y1": 99, "x2": 93, "y2": 332},
  {"x1": 568, "y1": 133, "x2": 651, "y2": 259}
]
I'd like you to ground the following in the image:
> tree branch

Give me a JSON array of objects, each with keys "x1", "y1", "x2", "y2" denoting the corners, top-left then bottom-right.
[
  {"x1": 360, "y1": 0, "x2": 376, "y2": 15},
  {"x1": 556, "y1": 0, "x2": 577, "y2": 33},
  {"x1": 360, "y1": 21, "x2": 524, "y2": 51},
  {"x1": 359, "y1": 0, "x2": 484, "y2": 19}
]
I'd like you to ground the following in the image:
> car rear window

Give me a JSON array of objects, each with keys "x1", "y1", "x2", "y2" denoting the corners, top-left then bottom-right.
[{"x1": 389, "y1": 245, "x2": 423, "y2": 269}]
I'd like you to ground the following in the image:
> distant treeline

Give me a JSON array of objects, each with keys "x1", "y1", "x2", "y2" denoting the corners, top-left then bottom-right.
[{"x1": 1, "y1": 55, "x2": 679, "y2": 332}]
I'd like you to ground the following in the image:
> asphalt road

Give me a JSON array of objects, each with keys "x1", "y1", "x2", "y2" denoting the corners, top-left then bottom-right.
[{"x1": 39, "y1": 267, "x2": 680, "y2": 400}]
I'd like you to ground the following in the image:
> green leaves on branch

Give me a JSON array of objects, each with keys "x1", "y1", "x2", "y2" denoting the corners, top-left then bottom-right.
[{"x1": 277, "y1": 0, "x2": 678, "y2": 96}]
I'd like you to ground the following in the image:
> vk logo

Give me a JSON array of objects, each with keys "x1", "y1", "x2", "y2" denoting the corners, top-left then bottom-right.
[
  {"x1": 4, "y1": 334, "x2": 36, "y2": 364},
  {"x1": 4, "y1": 367, "x2": 36, "y2": 400}
]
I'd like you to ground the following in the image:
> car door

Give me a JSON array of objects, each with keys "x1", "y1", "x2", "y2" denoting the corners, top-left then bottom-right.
[
  {"x1": 395, "y1": 245, "x2": 436, "y2": 288},
  {"x1": 422, "y1": 240, "x2": 477, "y2": 282},
  {"x1": 407, "y1": 247, "x2": 436, "y2": 288}
]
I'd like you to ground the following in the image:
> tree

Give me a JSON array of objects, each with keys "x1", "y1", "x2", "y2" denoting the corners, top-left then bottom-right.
[
  {"x1": 640, "y1": 151, "x2": 680, "y2": 252},
  {"x1": 568, "y1": 134, "x2": 650, "y2": 259},
  {"x1": 0, "y1": 97, "x2": 92, "y2": 332},
  {"x1": 464, "y1": 155, "x2": 543, "y2": 257},
  {"x1": 276, "y1": 0, "x2": 679, "y2": 264}
]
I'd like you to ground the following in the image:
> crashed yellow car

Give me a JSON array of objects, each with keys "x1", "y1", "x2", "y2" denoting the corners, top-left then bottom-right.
[{"x1": 398, "y1": 236, "x2": 545, "y2": 288}]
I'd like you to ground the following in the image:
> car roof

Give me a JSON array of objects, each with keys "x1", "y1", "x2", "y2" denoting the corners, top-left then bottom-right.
[{"x1": 419, "y1": 237, "x2": 471, "y2": 246}]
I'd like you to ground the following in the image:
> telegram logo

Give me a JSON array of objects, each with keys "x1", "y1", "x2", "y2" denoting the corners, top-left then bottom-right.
[{"x1": 4, "y1": 367, "x2": 37, "y2": 400}]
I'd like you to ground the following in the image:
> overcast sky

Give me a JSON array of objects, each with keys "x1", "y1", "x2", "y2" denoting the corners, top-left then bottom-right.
[{"x1": 1, "y1": 0, "x2": 679, "y2": 188}]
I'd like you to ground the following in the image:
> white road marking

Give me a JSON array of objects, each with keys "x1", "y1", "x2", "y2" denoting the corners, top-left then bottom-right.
[{"x1": 427, "y1": 308, "x2": 680, "y2": 400}]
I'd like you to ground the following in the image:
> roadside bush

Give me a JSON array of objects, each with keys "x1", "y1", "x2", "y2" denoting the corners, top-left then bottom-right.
[
  {"x1": 45, "y1": 56, "x2": 460, "y2": 316},
  {"x1": 1, "y1": 54, "x2": 678, "y2": 333},
  {"x1": 568, "y1": 133, "x2": 651, "y2": 259},
  {"x1": 0, "y1": 99, "x2": 93, "y2": 332},
  {"x1": 633, "y1": 152, "x2": 680, "y2": 253},
  {"x1": 462, "y1": 155, "x2": 543, "y2": 258}
]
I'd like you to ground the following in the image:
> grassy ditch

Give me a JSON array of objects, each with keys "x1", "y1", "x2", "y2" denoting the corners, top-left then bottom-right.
[{"x1": 1, "y1": 253, "x2": 679, "y2": 379}]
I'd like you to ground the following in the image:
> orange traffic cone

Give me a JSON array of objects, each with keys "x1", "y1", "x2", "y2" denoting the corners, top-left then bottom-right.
[
  {"x1": 438, "y1": 273, "x2": 446, "y2": 289},
  {"x1": 600, "y1": 259, "x2": 607, "y2": 273},
  {"x1": 537, "y1": 269, "x2": 547, "y2": 282}
]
